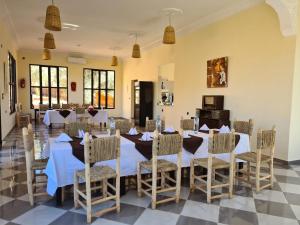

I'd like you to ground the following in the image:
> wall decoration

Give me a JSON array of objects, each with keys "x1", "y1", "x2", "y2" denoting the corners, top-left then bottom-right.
[
  {"x1": 71, "y1": 82, "x2": 76, "y2": 91},
  {"x1": 207, "y1": 57, "x2": 228, "y2": 88}
]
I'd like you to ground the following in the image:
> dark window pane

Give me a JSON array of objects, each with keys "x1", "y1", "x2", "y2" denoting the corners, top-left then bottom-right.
[
  {"x1": 100, "y1": 71, "x2": 106, "y2": 89},
  {"x1": 107, "y1": 90, "x2": 114, "y2": 108},
  {"x1": 30, "y1": 65, "x2": 40, "y2": 86},
  {"x1": 84, "y1": 69, "x2": 92, "y2": 88},
  {"x1": 59, "y1": 68, "x2": 67, "y2": 87},
  {"x1": 42, "y1": 88, "x2": 49, "y2": 105},
  {"x1": 41, "y1": 67, "x2": 48, "y2": 87},
  {"x1": 84, "y1": 90, "x2": 91, "y2": 105},
  {"x1": 31, "y1": 87, "x2": 40, "y2": 108},
  {"x1": 93, "y1": 71, "x2": 99, "y2": 89},
  {"x1": 59, "y1": 88, "x2": 68, "y2": 104},
  {"x1": 51, "y1": 88, "x2": 58, "y2": 104},
  {"x1": 93, "y1": 90, "x2": 99, "y2": 108},
  {"x1": 107, "y1": 71, "x2": 115, "y2": 89},
  {"x1": 50, "y1": 67, "x2": 57, "y2": 87},
  {"x1": 100, "y1": 90, "x2": 106, "y2": 108}
]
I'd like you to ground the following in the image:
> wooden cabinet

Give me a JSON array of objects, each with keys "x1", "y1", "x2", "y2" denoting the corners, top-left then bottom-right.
[{"x1": 134, "y1": 81, "x2": 153, "y2": 127}]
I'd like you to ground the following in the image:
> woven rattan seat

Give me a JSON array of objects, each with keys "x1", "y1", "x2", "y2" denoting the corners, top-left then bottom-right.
[
  {"x1": 76, "y1": 166, "x2": 117, "y2": 182},
  {"x1": 140, "y1": 159, "x2": 177, "y2": 172},
  {"x1": 236, "y1": 152, "x2": 271, "y2": 163},
  {"x1": 193, "y1": 157, "x2": 230, "y2": 169}
]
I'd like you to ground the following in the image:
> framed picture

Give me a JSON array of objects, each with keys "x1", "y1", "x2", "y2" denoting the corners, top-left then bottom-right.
[
  {"x1": 3, "y1": 61, "x2": 8, "y2": 94},
  {"x1": 207, "y1": 57, "x2": 228, "y2": 88}
]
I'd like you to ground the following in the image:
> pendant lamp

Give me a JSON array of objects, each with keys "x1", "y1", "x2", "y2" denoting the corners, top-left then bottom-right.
[
  {"x1": 44, "y1": 32, "x2": 56, "y2": 49},
  {"x1": 42, "y1": 49, "x2": 51, "y2": 60},
  {"x1": 163, "y1": 14, "x2": 175, "y2": 44},
  {"x1": 132, "y1": 34, "x2": 141, "y2": 58},
  {"x1": 44, "y1": 0, "x2": 62, "y2": 31},
  {"x1": 111, "y1": 56, "x2": 118, "y2": 66}
]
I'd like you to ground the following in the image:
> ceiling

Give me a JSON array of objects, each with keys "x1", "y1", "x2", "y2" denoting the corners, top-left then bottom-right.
[{"x1": 2, "y1": 0, "x2": 263, "y2": 58}]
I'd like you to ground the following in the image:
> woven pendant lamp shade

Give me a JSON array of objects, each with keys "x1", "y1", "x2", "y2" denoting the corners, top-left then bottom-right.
[
  {"x1": 44, "y1": 32, "x2": 56, "y2": 49},
  {"x1": 42, "y1": 49, "x2": 51, "y2": 60},
  {"x1": 44, "y1": 4, "x2": 62, "y2": 31},
  {"x1": 132, "y1": 44, "x2": 141, "y2": 58},
  {"x1": 163, "y1": 25, "x2": 175, "y2": 44},
  {"x1": 111, "y1": 56, "x2": 118, "y2": 66}
]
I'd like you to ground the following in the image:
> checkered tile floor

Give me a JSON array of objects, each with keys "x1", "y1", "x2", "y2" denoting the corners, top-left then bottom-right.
[{"x1": 1, "y1": 123, "x2": 300, "y2": 225}]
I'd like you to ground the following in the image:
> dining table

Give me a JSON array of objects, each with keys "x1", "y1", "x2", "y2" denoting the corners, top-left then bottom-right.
[{"x1": 44, "y1": 130, "x2": 250, "y2": 205}]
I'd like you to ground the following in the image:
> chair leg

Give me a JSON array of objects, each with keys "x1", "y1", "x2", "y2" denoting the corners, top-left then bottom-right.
[
  {"x1": 176, "y1": 167, "x2": 181, "y2": 203},
  {"x1": 116, "y1": 175, "x2": 120, "y2": 213},
  {"x1": 256, "y1": 163, "x2": 261, "y2": 192},
  {"x1": 229, "y1": 164, "x2": 234, "y2": 199},
  {"x1": 190, "y1": 160, "x2": 195, "y2": 192},
  {"x1": 247, "y1": 162, "x2": 251, "y2": 183},
  {"x1": 86, "y1": 183, "x2": 92, "y2": 223},
  {"x1": 152, "y1": 171, "x2": 157, "y2": 209},
  {"x1": 137, "y1": 163, "x2": 142, "y2": 197},
  {"x1": 207, "y1": 166, "x2": 212, "y2": 204},
  {"x1": 27, "y1": 178, "x2": 34, "y2": 206},
  {"x1": 102, "y1": 179, "x2": 107, "y2": 198},
  {"x1": 161, "y1": 171, "x2": 166, "y2": 189},
  {"x1": 74, "y1": 173, "x2": 79, "y2": 208},
  {"x1": 269, "y1": 159, "x2": 274, "y2": 188}
]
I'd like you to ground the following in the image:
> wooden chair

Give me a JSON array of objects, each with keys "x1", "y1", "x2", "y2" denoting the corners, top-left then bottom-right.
[
  {"x1": 52, "y1": 104, "x2": 60, "y2": 109},
  {"x1": 233, "y1": 119, "x2": 254, "y2": 139},
  {"x1": 22, "y1": 124, "x2": 48, "y2": 206},
  {"x1": 75, "y1": 107, "x2": 89, "y2": 122},
  {"x1": 190, "y1": 130, "x2": 236, "y2": 203},
  {"x1": 137, "y1": 130, "x2": 183, "y2": 209},
  {"x1": 114, "y1": 119, "x2": 133, "y2": 134},
  {"x1": 65, "y1": 121, "x2": 92, "y2": 137},
  {"x1": 37, "y1": 104, "x2": 48, "y2": 123},
  {"x1": 16, "y1": 103, "x2": 31, "y2": 128},
  {"x1": 70, "y1": 103, "x2": 80, "y2": 108},
  {"x1": 180, "y1": 118, "x2": 194, "y2": 130},
  {"x1": 235, "y1": 126, "x2": 276, "y2": 192},
  {"x1": 82, "y1": 104, "x2": 90, "y2": 109},
  {"x1": 74, "y1": 131, "x2": 121, "y2": 223},
  {"x1": 145, "y1": 117, "x2": 165, "y2": 132}
]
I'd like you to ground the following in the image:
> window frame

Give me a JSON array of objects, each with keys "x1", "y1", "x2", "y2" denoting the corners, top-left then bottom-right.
[
  {"x1": 8, "y1": 52, "x2": 17, "y2": 114},
  {"x1": 29, "y1": 64, "x2": 69, "y2": 109},
  {"x1": 83, "y1": 68, "x2": 115, "y2": 109}
]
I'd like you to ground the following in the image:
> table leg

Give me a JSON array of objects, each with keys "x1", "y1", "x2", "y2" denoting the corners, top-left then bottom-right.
[{"x1": 56, "y1": 187, "x2": 62, "y2": 206}]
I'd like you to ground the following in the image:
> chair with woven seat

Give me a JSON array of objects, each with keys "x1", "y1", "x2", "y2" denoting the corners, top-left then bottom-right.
[
  {"x1": 235, "y1": 126, "x2": 276, "y2": 192},
  {"x1": 74, "y1": 131, "x2": 121, "y2": 223},
  {"x1": 52, "y1": 103, "x2": 60, "y2": 109},
  {"x1": 22, "y1": 124, "x2": 48, "y2": 206},
  {"x1": 37, "y1": 104, "x2": 48, "y2": 123},
  {"x1": 65, "y1": 121, "x2": 91, "y2": 137},
  {"x1": 190, "y1": 130, "x2": 236, "y2": 203},
  {"x1": 62, "y1": 104, "x2": 71, "y2": 109},
  {"x1": 145, "y1": 117, "x2": 165, "y2": 132},
  {"x1": 180, "y1": 117, "x2": 195, "y2": 131},
  {"x1": 75, "y1": 107, "x2": 89, "y2": 122},
  {"x1": 137, "y1": 130, "x2": 183, "y2": 209},
  {"x1": 114, "y1": 119, "x2": 133, "y2": 134},
  {"x1": 233, "y1": 119, "x2": 254, "y2": 139}
]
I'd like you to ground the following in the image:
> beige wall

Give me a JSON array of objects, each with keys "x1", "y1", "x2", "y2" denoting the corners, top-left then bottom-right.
[
  {"x1": 0, "y1": 20, "x2": 18, "y2": 139},
  {"x1": 17, "y1": 49, "x2": 123, "y2": 117},
  {"x1": 122, "y1": 3, "x2": 296, "y2": 161}
]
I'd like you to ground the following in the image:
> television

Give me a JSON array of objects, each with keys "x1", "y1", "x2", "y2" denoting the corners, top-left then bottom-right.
[{"x1": 202, "y1": 95, "x2": 224, "y2": 110}]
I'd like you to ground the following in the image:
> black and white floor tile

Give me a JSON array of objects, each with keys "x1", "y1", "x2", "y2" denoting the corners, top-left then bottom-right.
[{"x1": 0, "y1": 123, "x2": 300, "y2": 225}]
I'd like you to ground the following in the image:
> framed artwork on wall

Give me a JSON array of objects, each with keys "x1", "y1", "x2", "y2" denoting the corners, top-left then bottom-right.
[{"x1": 207, "y1": 57, "x2": 228, "y2": 88}]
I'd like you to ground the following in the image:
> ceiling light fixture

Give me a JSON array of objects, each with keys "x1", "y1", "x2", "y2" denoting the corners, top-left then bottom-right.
[
  {"x1": 42, "y1": 48, "x2": 51, "y2": 60},
  {"x1": 44, "y1": 32, "x2": 56, "y2": 49},
  {"x1": 110, "y1": 47, "x2": 121, "y2": 66},
  {"x1": 132, "y1": 33, "x2": 141, "y2": 58},
  {"x1": 44, "y1": 0, "x2": 62, "y2": 31},
  {"x1": 162, "y1": 8, "x2": 183, "y2": 44}
]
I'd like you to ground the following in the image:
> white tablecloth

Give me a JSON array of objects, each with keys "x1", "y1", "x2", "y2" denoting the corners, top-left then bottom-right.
[
  {"x1": 44, "y1": 131, "x2": 250, "y2": 196},
  {"x1": 43, "y1": 110, "x2": 76, "y2": 126},
  {"x1": 87, "y1": 110, "x2": 108, "y2": 124}
]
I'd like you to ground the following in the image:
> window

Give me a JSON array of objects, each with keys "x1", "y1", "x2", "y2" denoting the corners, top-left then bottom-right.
[
  {"x1": 83, "y1": 69, "x2": 115, "y2": 109},
  {"x1": 30, "y1": 65, "x2": 68, "y2": 108},
  {"x1": 8, "y1": 53, "x2": 17, "y2": 114}
]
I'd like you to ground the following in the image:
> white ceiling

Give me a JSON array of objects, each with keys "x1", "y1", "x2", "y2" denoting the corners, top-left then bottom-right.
[{"x1": 2, "y1": 0, "x2": 263, "y2": 58}]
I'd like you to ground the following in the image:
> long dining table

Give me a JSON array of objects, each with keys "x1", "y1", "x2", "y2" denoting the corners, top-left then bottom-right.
[{"x1": 44, "y1": 130, "x2": 250, "y2": 204}]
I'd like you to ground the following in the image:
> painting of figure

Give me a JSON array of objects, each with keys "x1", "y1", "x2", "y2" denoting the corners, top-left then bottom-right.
[{"x1": 207, "y1": 57, "x2": 228, "y2": 88}]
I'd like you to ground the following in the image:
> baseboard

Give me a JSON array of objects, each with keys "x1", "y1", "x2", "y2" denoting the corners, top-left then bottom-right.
[{"x1": 274, "y1": 157, "x2": 300, "y2": 166}]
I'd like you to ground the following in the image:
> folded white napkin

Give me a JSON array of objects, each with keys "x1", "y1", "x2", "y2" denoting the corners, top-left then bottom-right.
[
  {"x1": 219, "y1": 125, "x2": 230, "y2": 133},
  {"x1": 200, "y1": 124, "x2": 209, "y2": 131},
  {"x1": 78, "y1": 130, "x2": 85, "y2": 138},
  {"x1": 55, "y1": 133, "x2": 73, "y2": 142},
  {"x1": 164, "y1": 127, "x2": 175, "y2": 133},
  {"x1": 183, "y1": 131, "x2": 190, "y2": 138},
  {"x1": 80, "y1": 134, "x2": 93, "y2": 145},
  {"x1": 128, "y1": 128, "x2": 138, "y2": 135},
  {"x1": 141, "y1": 132, "x2": 152, "y2": 141}
]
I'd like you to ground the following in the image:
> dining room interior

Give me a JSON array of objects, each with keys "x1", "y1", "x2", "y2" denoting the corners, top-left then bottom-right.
[{"x1": 1, "y1": 0, "x2": 300, "y2": 225}]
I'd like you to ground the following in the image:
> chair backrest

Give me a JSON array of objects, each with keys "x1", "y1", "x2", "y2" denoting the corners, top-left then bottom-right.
[
  {"x1": 208, "y1": 130, "x2": 236, "y2": 154},
  {"x1": 115, "y1": 119, "x2": 132, "y2": 134},
  {"x1": 152, "y1": 132, "x2": 183, "y2": 156},
  {"x1": 84, "y1": 131, "x2": 120, "y2": 164},
  {"x1": 180, "y1": 119, "x2": 194, "y2": 130},
  {"x1": 52, "y1": 104, "x2": 60, "y2": 109},
  {"x1": 62, "y1": 104, "x2": 70, "y2": 109},
  {"x1": 39, "y1": 104, "x2": 48, "y2": 111},
  {"x1": 75, "y1": 107, "x2": 86, "y2": 114},
  {"x1": 82, "y1": 104, "x2": 90, "y2": 109},
  {"x1": 145, "y1": 118, "x2": 165, "y2": 132},
  {"x1": 65, "y1": 122, "x2": 91, "y2": 137},
  {"x1": 70, "y1": 103, "x2": 80, "y2": 108},
  {"x1": 233, "y1": 119, "x2": 254, "y2": 136},
  {"x1": 257, "y1": 126, "x2": 276, "y2": 155}
]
